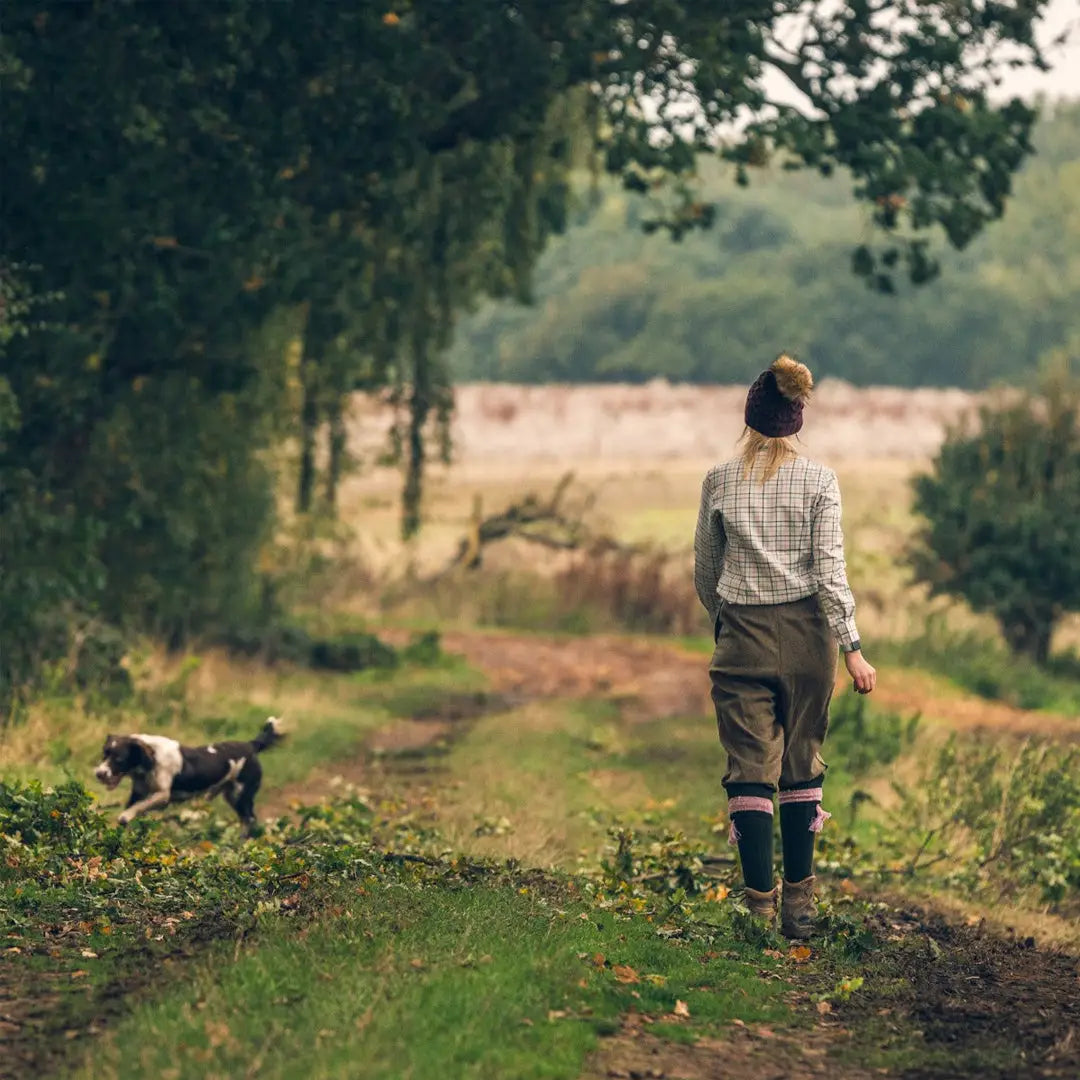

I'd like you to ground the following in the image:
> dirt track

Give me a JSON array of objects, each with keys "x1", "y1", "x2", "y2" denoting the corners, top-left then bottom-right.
[{"x1": 439, "y1": 629, "x2": 1079, "y2": 739}]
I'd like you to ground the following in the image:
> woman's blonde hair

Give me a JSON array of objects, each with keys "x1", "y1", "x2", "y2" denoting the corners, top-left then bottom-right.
[{"x1": 740, "y1": 353, "x2": 813, "y2": 483}]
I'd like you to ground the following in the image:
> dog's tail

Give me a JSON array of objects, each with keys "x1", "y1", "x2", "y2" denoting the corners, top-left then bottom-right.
[{"x1": 252, "y1": 716, "x2": 286, "y2": 753}]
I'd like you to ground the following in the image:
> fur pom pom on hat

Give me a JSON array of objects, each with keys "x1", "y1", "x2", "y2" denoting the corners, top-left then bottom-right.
[{"x1": 744, "y1": 354, "x2": 814, "y2": 437}]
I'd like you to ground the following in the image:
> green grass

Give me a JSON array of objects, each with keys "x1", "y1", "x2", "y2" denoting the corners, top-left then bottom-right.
[
  {"x1": 876, "y1": 624, "x2": 1080, "y2": 714},
  {"x1": 77, "y1": 880, "x2": 789, "y2": 1080},
  {"x1": 0, "y1": 651, "x2": 485, "y2": 794}
]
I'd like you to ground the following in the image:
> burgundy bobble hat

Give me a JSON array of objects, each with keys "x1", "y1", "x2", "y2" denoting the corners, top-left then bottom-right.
[{"x1": 744, "y1": 355, "x2": 813, "y2": 437}]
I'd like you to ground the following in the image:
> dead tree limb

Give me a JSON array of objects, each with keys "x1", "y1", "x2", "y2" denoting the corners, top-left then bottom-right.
[{"x1": 430, "y1": 471, "x2": 644, "y2": 580}]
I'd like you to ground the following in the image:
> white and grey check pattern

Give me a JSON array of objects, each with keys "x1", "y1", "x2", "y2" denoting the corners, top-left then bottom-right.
[{"x1": 694, "y1": 456, "x2": 860, "y2": 649}]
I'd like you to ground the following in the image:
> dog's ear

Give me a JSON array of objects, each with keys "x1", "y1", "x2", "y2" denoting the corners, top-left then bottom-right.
[{"x1": 130, "y1": 739, "x2": 156, "y2": 770}]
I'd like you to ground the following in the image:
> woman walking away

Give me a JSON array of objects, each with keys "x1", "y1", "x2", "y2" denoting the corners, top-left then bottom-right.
[{"x1": 694, "y1": 354, "x2": 876, "y2": 938}]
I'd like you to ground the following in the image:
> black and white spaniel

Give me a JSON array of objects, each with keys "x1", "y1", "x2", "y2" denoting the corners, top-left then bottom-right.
[{"x1": 93, "y1": 717, "x2": 284, "y2": 834}]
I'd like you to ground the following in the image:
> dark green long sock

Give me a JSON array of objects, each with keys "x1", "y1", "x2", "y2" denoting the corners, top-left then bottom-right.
[
  {"x1": 732, "y1": 811, "x2": 774, "y2": 892},
  {"x1": 780, "y1": 802, "x2": 817, "y2": 882}
]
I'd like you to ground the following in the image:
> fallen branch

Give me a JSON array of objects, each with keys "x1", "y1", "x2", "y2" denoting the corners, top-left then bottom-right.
[{"x1": 429, "y1": 471, "x2": 648, "y2": 580}]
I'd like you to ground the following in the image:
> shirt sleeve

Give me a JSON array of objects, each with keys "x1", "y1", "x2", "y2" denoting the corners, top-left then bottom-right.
[
  {"x1": 693, "y1": 471, "x2": 725, "y2": 625},
  {"x1": 810, "y1": 470, "x2": 860, "y2": 649}
]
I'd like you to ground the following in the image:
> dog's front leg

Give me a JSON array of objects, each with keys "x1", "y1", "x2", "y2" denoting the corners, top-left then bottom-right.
[{"x1": 117, "y1": 790, "x2": 171, "y2": 826}]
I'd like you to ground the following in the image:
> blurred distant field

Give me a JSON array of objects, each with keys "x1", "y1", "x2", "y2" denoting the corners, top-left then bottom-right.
[{"x1": 330, "y1": 381, "x2": 1077, "y2": 653}]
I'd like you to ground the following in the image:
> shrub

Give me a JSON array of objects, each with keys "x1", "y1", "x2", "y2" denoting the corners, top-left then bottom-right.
[
  {"x1": 890, "y1": 735, "x2": 1080, "y2": 907},
  {"x1": 827, "y1": 694, "x2": 919, "y2": 777},
  {"x1": 214, "y1": 622, "x2": 443, "y2": 674},
  {"x1": 909, "y1": 362, "x2": 1080, "y2": 663}
]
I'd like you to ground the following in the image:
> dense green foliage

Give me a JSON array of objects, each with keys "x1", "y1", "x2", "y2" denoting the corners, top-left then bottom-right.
[
  {"x1": 450, "y1": 104, "x2": 1080, "y2": 387},
  {"x1": 0, "y1": 0, "x2": 1057, "y2": 708},
  {"x1": 909, "y1": 363, "x2": 1080, "y2": 662}
]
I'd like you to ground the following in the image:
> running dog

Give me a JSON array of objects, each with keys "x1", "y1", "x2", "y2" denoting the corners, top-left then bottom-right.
[{"x1": 93, "y1": 717, "x2": 284, "y2": 834}]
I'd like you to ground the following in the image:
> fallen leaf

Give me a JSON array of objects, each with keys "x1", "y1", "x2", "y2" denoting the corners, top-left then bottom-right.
[
  {"x1": 613, "y1": 965, "x2": 640, "y2": 984},
  {"x1": 817, "y1": 1000, "x2": 833, "y2": 1015},
  {"x1": 755, "y1": 1026, "x2": 776, "y2": 1038},
  {"x1": 591, "y1": 953, "x2": 606, "y2": 968},
  {"x1": 409, "y1": 958, "x2": 425, "y2": 970},
  {"x1": 70, "y1": 970, "x2": 90, "y2": 979},
  {"x1": 520, "y1": 1018, "x2": 534, "y2": 1027},
  {"x1": 789, "y1": 945, "x2": 812, "y2": 962},
  {"x1": 673, "y1": 999, "x2": 690, "y2": 1019},
  {"x1": 547, "y1": 1010, "x2": 567, "y2": 1021},
  {"x1": 80, "y1": 950, "x2": 98, "y2": 959},
  {"x1": 762, "y1": 948, "x2": 784, "y2": 959},
  {"x1": 643, "y1": 973, "x2": 668, "y2": 986}
]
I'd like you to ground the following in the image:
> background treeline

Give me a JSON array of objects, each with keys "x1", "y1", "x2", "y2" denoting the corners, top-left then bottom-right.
[{"x1": 450, "y1": 103, "x2": 1080, "y2": 390}]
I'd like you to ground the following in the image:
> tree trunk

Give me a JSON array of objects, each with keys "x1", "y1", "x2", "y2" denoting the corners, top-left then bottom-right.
[
  {"x1": 325, "y1": 395, "x2": 347, "y2": 511},
  {"x1": 296, "y1": 361, "x2": 319, "y2": 514},
  {"x1": 296, "y1": 300, "x2": 342, "y2": 515},
  {"x1": 1001, "y1": 612, "x2": 1055, "y2": 665}
]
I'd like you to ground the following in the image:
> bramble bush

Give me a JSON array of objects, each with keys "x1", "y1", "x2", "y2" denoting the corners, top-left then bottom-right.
[{"x1": 889, "y1": 736, "x2": 1080, "y2": 906}]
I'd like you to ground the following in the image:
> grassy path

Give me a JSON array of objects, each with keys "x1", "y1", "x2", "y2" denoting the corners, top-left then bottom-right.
[{"x1": 5, "y1": 628, "x2": 1080, "y2": 1078}]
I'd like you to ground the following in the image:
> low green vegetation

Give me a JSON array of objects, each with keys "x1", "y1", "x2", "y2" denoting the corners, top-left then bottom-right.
[
  {"x1": 876, "y1": 622, "x2": 1080, "y2": 714},
  {"x1": 0, "y1": 779, "x2": 795, "y2": 1080},
  {"x1": 5, "y1": 636, "x2": 1079, "y2": 1077}
]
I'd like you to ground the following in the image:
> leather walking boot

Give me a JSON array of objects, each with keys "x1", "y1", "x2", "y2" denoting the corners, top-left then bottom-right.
[
  {"x1": 743, "y1": 885, "x2": 778, "y2": 924},
  {"x1": 781, "y1": 875, "x2": 816, "y2": 939}
]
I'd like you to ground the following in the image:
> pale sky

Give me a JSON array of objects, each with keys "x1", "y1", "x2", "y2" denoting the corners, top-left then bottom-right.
[
  {"x1": 757, "y1": 0, "x2": 1079, "y2": 108},
  {"x1": 998, "y1": 0, "x2": 1080, "y2": 100}
]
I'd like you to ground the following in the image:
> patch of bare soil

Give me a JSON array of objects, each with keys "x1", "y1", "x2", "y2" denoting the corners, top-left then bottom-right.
[
  {"x1": 581, "y1": 1023, "x2": 859, "y2": 1080},
  {"x1": 841, "y1": 906, "x2": 1080, "y2": 1079},
  {"x1": 440, "y1": 630, "x2": 1076, "y2": 739},
  {"x1": 0, "y1": 914, "x2": 241, "y2": 1080},
  {"x1": 440, "y1": 631, "x2": 710, "y2": 720},
  {"x1": 870, "y1": 674, "x2": 1080, "y2": 740},
  {"x1": 583, "y1": 906, "x2": 1080, "y2": 1080}
]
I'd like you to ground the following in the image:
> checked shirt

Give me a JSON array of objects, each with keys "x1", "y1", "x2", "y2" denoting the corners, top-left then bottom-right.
[{"x1": 693, "y1": 455, "x2": 860, "y2": 650}]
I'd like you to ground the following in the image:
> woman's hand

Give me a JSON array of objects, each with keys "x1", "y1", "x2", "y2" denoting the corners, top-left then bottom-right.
[{"x1": 844, "y1": 649, "x2": 877, "y2": 695}]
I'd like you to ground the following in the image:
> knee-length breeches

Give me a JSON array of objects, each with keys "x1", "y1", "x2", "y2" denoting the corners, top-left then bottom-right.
[{"x1": 709, "y1": 595, "x2": 836, "y2": 789}]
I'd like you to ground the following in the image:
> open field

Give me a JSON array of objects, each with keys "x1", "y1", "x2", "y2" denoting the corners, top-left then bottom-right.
[
  {"x1": 333, "y1": 382, "x2": 1079, "y2": 653},
  {"x1": 4, "y1": 384, "x2": 1080, "y2": 1078}
]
